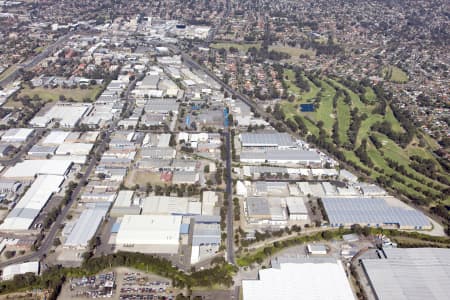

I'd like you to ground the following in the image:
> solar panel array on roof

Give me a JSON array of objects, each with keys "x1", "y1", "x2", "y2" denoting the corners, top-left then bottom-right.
[
  {"x1": 322, "y1": 197, "x2": 430, "y2": 229},
  {"x1": 241, "y1": 132, "x2": 294, "y2": 147}
]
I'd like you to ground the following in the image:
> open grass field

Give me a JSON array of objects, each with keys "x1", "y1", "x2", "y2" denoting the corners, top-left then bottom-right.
[
  {"x1": 210, "y1": 42, "x2": 261, "y2": 52},
  {"x1": 382, "y1": 65, "x2": 409, "y2": 83},
  {"x1": 17, "y1": 86, "x2": 102, "y2": 102},
  {"x1": 279, "y1": 68, "x2": 450, "y2": 211},
  {"x1": 268, "y1": 45, "x2": 315, "y2": 58}
]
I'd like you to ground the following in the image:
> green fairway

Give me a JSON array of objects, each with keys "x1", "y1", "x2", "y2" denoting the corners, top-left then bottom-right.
[
  {"x1": 336, "y1": 97, "x2": 350, "y2": 144},
  {"x1": 315, "y1": 80, "x2": 335, "y2": 134},
  {"x1": 382, "y1": 65, "x2": 409, "y2": 83},
  {"x1": 278, "y1": 68, "x2": 449, "y2": 210}
]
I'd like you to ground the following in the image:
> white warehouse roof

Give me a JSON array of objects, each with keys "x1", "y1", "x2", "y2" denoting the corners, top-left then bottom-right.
[
  {"x1": 1, "y1": 128, "x2": 34, "y2": 143},
  {"x1": 64, "y1": 203, "x2": 109, "y2": 248},
  {"x1": 42, "y1": 130, "x2": 70, "y2": 145},
  {"x1": 116, "y1": 215, "x2": 181, "y2": 246},
  {"x1": 56, "y1": 143, "x2": 94, "y2": 156},
  {"x1": 242, "y1": 260, "x2": 354, "y2": 300},
  {"x1": 2, "y1": 261, "x2": 40, "y2": 280},
  {"x1": 0, "y1": 175, "x2": 65, "y2": 231},
  {"x1": 3, "y1": 159, "x2": 72, "y2": 178}
]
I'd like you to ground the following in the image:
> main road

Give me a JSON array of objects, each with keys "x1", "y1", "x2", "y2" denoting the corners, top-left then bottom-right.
[
  {"x1": 224, "y1": 129, "x2": 235, "y2": 265},
  {"x1": 0, "y1": 33, "x2": 73, "y2": 88}
]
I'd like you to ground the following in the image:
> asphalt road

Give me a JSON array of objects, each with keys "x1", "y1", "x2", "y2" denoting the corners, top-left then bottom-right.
[
  {"x1": 0, "y1": 33, "x2": 73, "y2": 88},
  {"x1": 0, "y1": 128, "x2": 45, "y2": 167},
  {"x1": 224, "y1": 129, "x2": 235, "y2": 265}
]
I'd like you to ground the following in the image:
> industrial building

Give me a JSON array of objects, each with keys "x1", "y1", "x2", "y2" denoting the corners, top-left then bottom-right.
[
  {"x1": 30, "y1": 103, "x2": 91, "y2": 128},
  {"x1": 1, "y1": 128, "x2": 34, "y2": 143},
  {"x1": 190, "y1": 222, "x2": 221, "y2": 264},
  {"x1": 285, "y1": 197, "x2": 308, "y2": 220},
  {"x1": 115, "y1": 215, "x2": 182, "y2": 254},
  {"x1": 242, "y1": 258, "x2": 355, "y2": 300},
  {"x1": 41, "y1": 130, "x2": 71, "y2": 145},
  {"x1": 3, "y1": 160, "x2": 72, "y2": 179},
  {"x1": 240, "y1": 149, "x2": 322, "y2": 166},
  {"x1": 28, "y1": 145, "x2": 57, "y2": 158},
  {"x1": 201, "y1": 191, "x2": 219, "y2": 216},
  {"x1": 109, "y1": 190, "x2": 141, "y2": 217},
  {"x1": 56, "y1": 143, "x2": 94, "y2": 156},
  {"x1": 63, "y1": 203, "x2": 110, "y2": 249},
  {"x1": 361, "y1": 248, "x2": 450, "y2": 300},
  {"x1": 141, "y1": 196, "x2": 201, "y2": 215},
  {"x1": 0, "y1": 175, "x2": 65, "y2": 231},
  {"x1": 266, "y1": 149, "x2": 322, "y2": 166},
  {"x1": 240, "y1": 132, "x2": 294, "y2": 148},
  {"x1": 322, "y1": 197, "x2": 431, "y2": 230},
  {"x1": 1, "y1": 261, "x2": 40, "y2": 280},
  {"x1": 245, "y1": 197, "x2": 287, "y2": 225}
]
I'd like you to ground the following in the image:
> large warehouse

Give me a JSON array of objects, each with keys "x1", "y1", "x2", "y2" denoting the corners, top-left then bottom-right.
[
  {"x1": 361, "y1": 248, "x2": 450, "y2": 300},
  {"x1": 115, "y1": 215, "x2": 182, "y2": 254},
  {"x1": 3, "y1": 159, "x2": 72, "y2": 179},
  {"x1": 63, "y1": 203, "x2": 109, "y2": 249},
  {"x1": 30, "y1": 103, "x2": 91, "y2": 128},
  {"x1": 240, "y1": 132, "x2": 294, "y2": 149},
  {"x1": 0, "y1": 175, "x2": 65, "y2": 231},
  {"x1": 242, "y1": 258, "x2": 355, "y2": 300},
  {"x1": 322, "y1": 197, "x2": 431, "y2": 229},
  {"x1": 141, "y1": 196, "x2": 201, "y2": 215},
  {"x1": 1, "y1": 261, "x2": 40, "y2": 280},
  {"x1": 245, "y1": 197, "x2": 287, "y2": 225}
]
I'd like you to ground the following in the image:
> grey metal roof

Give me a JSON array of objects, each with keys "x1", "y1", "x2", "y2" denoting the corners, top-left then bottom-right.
[
  {"x1": 247, "y1": 197, "x2": 271, "y2": 216},
  {"x1": 322, "y1": 197, "x2": 430, "y2": 228},
  {"x1": 241, "y1": 132, "x2": 294, "y2": 147},
  {"x1": 362, "y1": 248, "x2": 450, "y2": 300},
  {"x1": 266, "y1": 149, "x2": 321, "y2": 162},
  {"x1": 8, "y1": 207, "x2": 39, "y2": 219},
  {"x1": 192, "y1": 223, "x2": 221, "y2": 246},
  {"x1": 248, "y1": 166, "x2": 288, "y2": 174}
]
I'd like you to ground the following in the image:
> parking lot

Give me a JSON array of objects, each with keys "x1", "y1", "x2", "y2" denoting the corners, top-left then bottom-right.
[
  {"x1": 67, "y1": 271, "x2": 116, "y2": 298},
  {"x1": 58, "y1": 267, "x2": 182, "y2": 300}
]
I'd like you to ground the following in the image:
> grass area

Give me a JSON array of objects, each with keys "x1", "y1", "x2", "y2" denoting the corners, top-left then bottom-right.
[
  {"x1": 384, "y1": 105, "x2": 404, "y2": 132},
  {"x1": 17, "y1": 86, "x2": 102, "y2": 102},
  {"x1": 279, "y1": 68, "x2": 449, "y2": 208},
  {"x1": 210, "y1": 42, "x2": 261, "y2": 52},
  {"x1": 125, "y1": 170, "x2": 164, "y2": 188},
  {"x1": 314, "y1": 80, "x2": 335, "y2": 134},
  {"x1": 268, "y1": 45, "x2": 315, "y2": 58},
  {"x1": 0, "y1": 65, "x2": 17, "y2": 81},
  {"x1": 336, "y1": 96, "x2": 350, "y2": 144},
  {"x1": 364, "y1": 87, "x2": 376, "y2": 102},
  {"x1": 283, "y1": 69, "x2": 301, "y2": 96},
  {"x1": 382, "y1": 65, "x2": 409, "y2": 83}
]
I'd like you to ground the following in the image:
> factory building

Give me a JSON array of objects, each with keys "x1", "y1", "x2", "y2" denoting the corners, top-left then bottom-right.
[
  {"x1": 242, "y1": 258, "x2": 355, "y2": 300},
  {"x1": 361, "y1": 248, "x2": 450, "y2": 300},
  {"x1": 0, "y1": 175, "x2": 65, "y2": 231},
  {"x1": 115, "y1": 215, "x2": 182, "y2": 254},
  {"x1": 322, "y1": 197, "x2": 431, "y2": 230},
  {"x1": 63, "y1": 203, "x2": 110, "y2": 249}
]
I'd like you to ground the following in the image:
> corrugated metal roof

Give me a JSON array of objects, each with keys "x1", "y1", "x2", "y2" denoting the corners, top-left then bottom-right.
[
  {"x1": 362, "y1": 248, "x2": 450, "y2": 300},
  {"x1": 322, "y1": 197, "x2": 430, "y2": 228}
]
